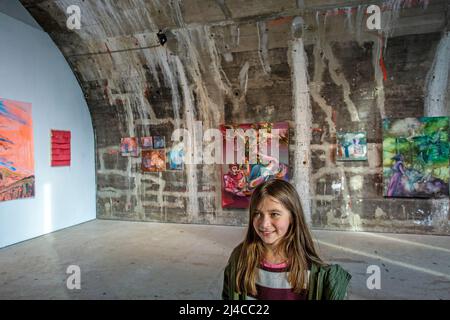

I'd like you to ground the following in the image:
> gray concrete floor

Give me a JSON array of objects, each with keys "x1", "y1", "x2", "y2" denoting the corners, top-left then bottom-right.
[{"x1": 0, "y1": 219, "x2": 449, "y2": 299}]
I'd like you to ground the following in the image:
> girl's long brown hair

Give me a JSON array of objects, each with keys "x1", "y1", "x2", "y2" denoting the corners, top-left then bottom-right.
[{"x1": 235, "y1": 179, "x2": 325, "y2": 296}]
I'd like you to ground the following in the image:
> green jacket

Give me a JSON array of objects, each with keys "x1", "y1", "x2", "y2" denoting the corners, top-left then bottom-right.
[{"x1": 222, "y1": 243, "x2": 352, "y2": 300}]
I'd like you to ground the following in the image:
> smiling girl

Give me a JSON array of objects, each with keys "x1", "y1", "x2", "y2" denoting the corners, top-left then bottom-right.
[{"x1": 222, "y1": 179, "x2": 351, "y2": 300}]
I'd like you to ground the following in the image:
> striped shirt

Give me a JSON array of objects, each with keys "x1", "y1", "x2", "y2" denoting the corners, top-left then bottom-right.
[{"x1": 246, "y1": 260, "x2": 309, "y2": 300}]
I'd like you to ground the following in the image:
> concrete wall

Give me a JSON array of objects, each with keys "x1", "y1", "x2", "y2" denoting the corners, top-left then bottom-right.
[
  {"x1": 20, "y1": 0, "x2": 450, "y2": 235},
  {"x1": 0, "y1": 11, "x2": 96, "y2": 248}
]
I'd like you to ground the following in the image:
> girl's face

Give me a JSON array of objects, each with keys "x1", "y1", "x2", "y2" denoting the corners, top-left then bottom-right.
[{"x1": 253, "y1": 196, "x2": 291, "y2": 247}]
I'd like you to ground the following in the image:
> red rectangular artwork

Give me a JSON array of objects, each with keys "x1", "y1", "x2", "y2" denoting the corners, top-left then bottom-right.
[{"x1": 51, "y1": 130, "x2": 71, "y2": 166}]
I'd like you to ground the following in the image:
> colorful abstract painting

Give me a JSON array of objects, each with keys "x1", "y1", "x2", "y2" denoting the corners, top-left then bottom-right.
[
  {"x1": 168, "y1": 147, "x2": 184, "y2": 170},
  {"x1": 153, "y1": 136, "x2": 165, "y2": 149},
  {"x1": 141, "y1": 136, "x2": 153, "y2": 149},
  {"x1": 51, "y1": 130, "x2": 71, "y2": 166},
  {"x1": 120, "y1": 137, "x2": 138, "y2": 157},
  {"x1": 220, "y1": 122, "x2": 289, "y2": 208},
  {"x1": 142, "y1": 149, "x2": 166, "y2": 172},
  {"x1": 0, "y1": 98, "x2": 35, "y2": 202},
  {"x1": 336, "y1": 132, "x2": 367, "y2": 161},
  {"x1": 383, "y1": 117, "x2": 449, "y2": 198}
]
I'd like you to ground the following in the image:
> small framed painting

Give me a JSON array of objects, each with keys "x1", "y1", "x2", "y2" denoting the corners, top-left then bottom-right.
[
  {"x1": 153, "y1": 136, "x2": 166, "y2": 149},
  {"x1": 141, "y1": 136, "x2": 153, "y2": 149},
  {"x1": 336, "y1": 132, "x2": 367, "y2": 161},
  {"x1": 142, "y1": 149, "x2": 166, "y2": 172},
  {"x1": 120, "y1": 137, "x2": 138, "y2": 157}
]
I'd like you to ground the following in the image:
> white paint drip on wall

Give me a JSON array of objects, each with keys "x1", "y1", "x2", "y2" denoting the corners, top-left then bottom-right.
[
  {"x1": 176, "y1": 26, "x2": 231, "y2": 217},
  {"x1": 257, "y1": 21, "x2": 271, "y2": 75},
  {"x1": 372, "y1": 34, "x2": 387, "y2": 119},
  {"x1": 170, "y1": 0, "x2": 186, "y2": 28},
  {"x1": 322, "y1": 42, "x2": 360, "y2": 122},
  {"x1": 198, "y1": 26, "x2": 232, "y2": 94},
  {"x1": 239, "y1": 61, "x2": 250, "y2": 94},
  {"x1": 381, "y1": 0, "x2": 402, "y2": 49},
  {"x1": 380, "y1": 0, "x2": 429, "y2": 50},
  {"x1": 174, "y1": 56, "x2": 200, "y2": 220},
  {"x1": 345, "y1": 7, "x2": 354, "y2": 35},
  {"x1": 54, "y1": 0, "x2": 160, "y2": 40},
  {"x1": 296, "y1": 0, "x2": 305, "y2": 9},
  {"x1": 424, "y1": 32, "x2": 450, "y2": 117},
  {"x1": 355, "y1": 5, "x2": 365, "y2": 44},
  {"x1": 289, "y1": 38, "x2": 312, "y2": 225},
  {"x1": 335, "y1": 167, "x2": 362, "y2": 231},
  {"x1": 312, "y1": 12, "x2": 338, "y2": 136},
  {"x1": 140, "y1": 46, "x2": 182, "y2": 128},
  {"x1": 176, "y1": 27, "x2": 228, "y2": 127},
  {"x1": 234, "y1": 25, "x2": 241, "y2": 46},
  {"x1": 311, "y1": 45, "x2": 335, "y2": 135}
]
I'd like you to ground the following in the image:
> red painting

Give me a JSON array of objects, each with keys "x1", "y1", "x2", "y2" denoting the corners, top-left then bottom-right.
[
  {"x1": 0, "y1": 98, "x2": 35, "y2": 202},
  {"x1": 51, "y1": 130, "x2": 71, "y2": 166}
]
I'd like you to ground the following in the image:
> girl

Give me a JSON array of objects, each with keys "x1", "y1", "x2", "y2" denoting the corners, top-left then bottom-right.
[{"x1": 222, "y1": 179, "x2": 351, "y2": 300}]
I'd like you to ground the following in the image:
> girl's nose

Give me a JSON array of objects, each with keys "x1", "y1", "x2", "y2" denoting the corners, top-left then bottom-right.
[{"x1": 262, "y1": 215, "x2": 272, "y2": 228}]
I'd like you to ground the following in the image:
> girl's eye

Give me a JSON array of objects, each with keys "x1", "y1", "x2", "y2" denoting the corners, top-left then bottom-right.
[{"x1": 271, "y1": 212, "x2": 280, "y2": 217}]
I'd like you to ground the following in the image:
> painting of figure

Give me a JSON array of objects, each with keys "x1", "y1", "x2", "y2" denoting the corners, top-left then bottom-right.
[
  {"x1": 220, "y1": 122, "x2": 289, "y2": 208},
  {"x1": 120, "y1": 137, "x2": 138, "y2": 157},
  {"x1": 153, "y1": 136, "x2": 165, "y2": 149},
  {"x1": 0, "y1": 98, "x2": 35, "y2": 202},
  {"x1": 142, "y1": 149, "x2": 166, "y2": 172},
  {"x1": 141, "y1": 136, "x2": 153, "y2": 149},
  {"x1": 336, "y1": 132, "x2": 367, "y2": 161},
  {"x1": 168, "y1": 147, "x2": 184, "y2": 170},
  {"x1": 383, "y1": 117, "x2": 449, "y2": 198}
]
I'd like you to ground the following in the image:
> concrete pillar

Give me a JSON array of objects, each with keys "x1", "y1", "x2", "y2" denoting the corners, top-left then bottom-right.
[
  {"x1": 289, "y1": 17, "x2": 312, "y2": 225},
  {"x1": 424, "y1": 31, "x2": 450, "y2": 117}
]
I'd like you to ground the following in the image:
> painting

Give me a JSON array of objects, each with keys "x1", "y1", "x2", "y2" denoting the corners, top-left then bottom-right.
[
  {"x1": 51, "y1": 130, "x2": 71, "y2": 166},
  {"x1": 153, "y1": 136, "x2": 165, "y2": 149},
  {"x1": 142, "y1": 149, "x2": 166, "y2": 172},
  {"x1": 141, "y1": 136, "x2": 153, "y2": 149},
  {"x1": 383, "y1": 116, "x2": 449, "y2": 198},
  {"x1": 336, "y1": 132, "x2": 367, "y2": 161},
  {"x1": 0, "y1": 97, "x2": 35, "y2": 202},
  {"x1": 168, "y1": 147, "x2": 184, "y2": 170},
  {"x1": 120, "y1": 137, "x2": 138, "y2": 157},
  {"x1": 220, "y1": 122, "x2": 289, "y2": 208}
]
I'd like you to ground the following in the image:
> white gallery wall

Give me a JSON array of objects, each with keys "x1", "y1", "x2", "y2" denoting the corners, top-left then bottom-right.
[{"x1": 0, "y1": 4, "x2": 96, "y2": 248}]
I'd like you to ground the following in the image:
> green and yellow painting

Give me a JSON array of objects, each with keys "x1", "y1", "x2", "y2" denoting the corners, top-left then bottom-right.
[{"x1": 383, "y1": 117, "x2": 449, "y2": 198}]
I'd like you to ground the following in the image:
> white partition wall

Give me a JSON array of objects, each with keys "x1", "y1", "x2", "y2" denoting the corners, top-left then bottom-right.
[{"x1": 0, "y1": 8, "x2": 96, "y2": 248}]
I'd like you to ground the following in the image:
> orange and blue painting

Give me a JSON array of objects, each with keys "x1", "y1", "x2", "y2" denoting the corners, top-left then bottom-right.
[{"x1": 0, "y1": 98, "x2": 35, "y2": 202}]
